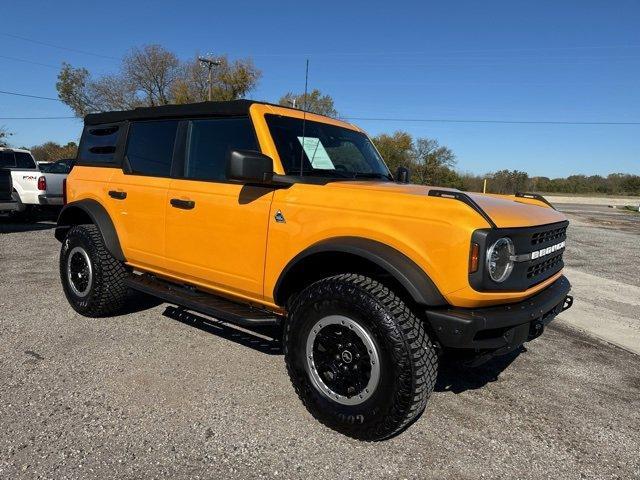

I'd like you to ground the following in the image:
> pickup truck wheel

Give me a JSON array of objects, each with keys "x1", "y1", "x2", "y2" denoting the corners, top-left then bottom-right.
[
  {"x1": 284, "y1": 273, "x2": 438, "y2": 441},
  {"x1": 60, "y1": 224, "x2": 128, "y2": 317},
  {"x1": 8, "y1": 193, "x2": 32, "y2": 220}
]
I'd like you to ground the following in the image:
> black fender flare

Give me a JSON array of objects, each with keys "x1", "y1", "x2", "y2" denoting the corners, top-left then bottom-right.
[
  {"x1": 55, "y1": 199, "x2": 125, "y2": 261},
  {"x1": 273, "y1": 237, "x2": 446, "y2": 307}
]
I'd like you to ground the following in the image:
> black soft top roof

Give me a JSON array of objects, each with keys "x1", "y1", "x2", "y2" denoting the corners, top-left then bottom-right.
[{"x1": 84, "y1": 99, "x2": 277, "y2": 125}]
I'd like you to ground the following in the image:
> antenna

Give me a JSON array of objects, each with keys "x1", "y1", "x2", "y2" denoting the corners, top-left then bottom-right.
[{"x1": 299, "y1": 59, "x2": 309, "y2": 177}]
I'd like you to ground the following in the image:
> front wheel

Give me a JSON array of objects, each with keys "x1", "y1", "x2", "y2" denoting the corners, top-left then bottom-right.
[
  {"x1": 60, "y1": 224, "x2": 128, "y2": 317},
  {"x1": 284, "y1": 274, "x2": 438, "y2": 440}
]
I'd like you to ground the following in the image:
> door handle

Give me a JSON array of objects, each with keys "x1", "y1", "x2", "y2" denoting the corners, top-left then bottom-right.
[
  {"x1": 109, "y1": 190, "x2": 127, "y2": 200},
  {"x1": 170, "y1": 198, "x2": 195, "y2": 210}
]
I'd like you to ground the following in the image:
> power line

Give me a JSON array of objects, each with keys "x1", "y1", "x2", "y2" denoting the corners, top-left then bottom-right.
[
  {"x1": 238, "y1": 44, "x2": 640, "y2": 58},
  {"x1": 0, "y1": 54, "x2": 59, "y2": 69},
  {"x1": 0, "y1": 33, "x2": 119, "y2": 60},
  {"x1": 344, "y1": 117, "x2": 640, "y2": 126},
  {"x1": 0, "y1": 90, "x2": 61, "y2": 101}
]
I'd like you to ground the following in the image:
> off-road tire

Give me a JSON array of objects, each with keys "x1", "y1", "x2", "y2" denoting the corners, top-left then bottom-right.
[
  {"x1": 60, "y1": 224, "x2": 128, "y2": 317},
  {"x1": 284, "y1": 273, "x2": 438, "y2": 440}
]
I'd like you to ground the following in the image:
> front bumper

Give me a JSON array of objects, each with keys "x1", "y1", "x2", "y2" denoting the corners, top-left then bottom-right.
[
  {"x1": 426, "y1": 275, "x2": 572, "y2": 353},
  {"x1": 38, "y1": 194, "x2": 63, "y2": 205}
]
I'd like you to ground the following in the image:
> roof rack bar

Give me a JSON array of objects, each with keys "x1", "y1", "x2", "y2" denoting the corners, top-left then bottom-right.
[
  {"x1": 515, "y1": 192, "x2": 556, "y2": 210},
  {"x1": 428, "y1": 189, "x2": 497, "y2": 229}
]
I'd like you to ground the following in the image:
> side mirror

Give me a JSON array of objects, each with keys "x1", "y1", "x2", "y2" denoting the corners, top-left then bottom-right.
[
  {"x1": 395, "y1": 166, "x2": 410, "y2": 184},
  {"x1": 227, "y1": 149, "x2": 274, "y2": 184}
]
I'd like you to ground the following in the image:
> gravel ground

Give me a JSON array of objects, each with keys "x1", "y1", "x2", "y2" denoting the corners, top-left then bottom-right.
[
  {"x1": 558, "y1": 204, "x2": 640, "y2": 287},
  {"x1": 1, "y1": 214, "x2": 640, "y2": 479}
]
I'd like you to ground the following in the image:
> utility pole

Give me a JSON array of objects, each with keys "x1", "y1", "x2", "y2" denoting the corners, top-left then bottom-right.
[{"x1": 198, "y1": 56, "x2": 221, "y2": 101}]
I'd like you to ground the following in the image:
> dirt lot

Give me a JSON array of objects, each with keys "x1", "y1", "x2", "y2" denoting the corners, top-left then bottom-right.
[{"x1": 1, "y1": 210, "x2": 639, "y2": 479}]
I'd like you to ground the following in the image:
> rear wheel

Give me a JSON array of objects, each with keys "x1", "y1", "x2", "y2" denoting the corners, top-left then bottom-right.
[
  {"x1": 60, "y1": 224, "x2": 128, "y2": 317},
  {"x1": 284, "y1": 274, "x2": 438, "y2": 440}
]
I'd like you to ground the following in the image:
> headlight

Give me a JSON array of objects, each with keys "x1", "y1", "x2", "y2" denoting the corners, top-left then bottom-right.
[{"x1": 486, "y1": 237, "x2": 514, "y2": 283}]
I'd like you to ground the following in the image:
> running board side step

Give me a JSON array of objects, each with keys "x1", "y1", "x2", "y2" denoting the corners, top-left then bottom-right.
[{"x1": 125, "y1": 274, "x2": 281, "y2": 327}]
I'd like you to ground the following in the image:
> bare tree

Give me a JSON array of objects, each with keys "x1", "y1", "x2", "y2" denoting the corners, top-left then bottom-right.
[
  {"x1": 57, "y1": 45, "x2": 262, "y2": 117},
  {"x1": 0, "y1": 126, "x2": 12, "y2": 147},
  {"x1": 123, "y1": 45, "x2": 181, "y2": 106}
]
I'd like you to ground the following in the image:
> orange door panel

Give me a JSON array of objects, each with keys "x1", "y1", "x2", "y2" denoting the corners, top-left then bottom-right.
[
  {"x1": 164, "y1": 179, "x2": 274, "y2": 300},
  {"x1": 108, "y1": 170, "x2": 169, "y2": 269}
]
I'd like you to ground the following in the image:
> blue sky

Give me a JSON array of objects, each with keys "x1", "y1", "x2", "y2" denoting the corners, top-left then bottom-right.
[{"x1": 1, "y1": 0, "x2": 638, "y2": 177}]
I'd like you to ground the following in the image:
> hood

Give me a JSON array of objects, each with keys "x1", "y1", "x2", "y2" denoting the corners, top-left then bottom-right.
[{"x1": 330, "y1": 181, "x2": 566, "y2": 228}]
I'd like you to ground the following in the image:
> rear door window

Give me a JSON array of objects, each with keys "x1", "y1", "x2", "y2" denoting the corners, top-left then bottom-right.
[
  {"x1": 78, "y1": 124, "x2": 122, "y2": 164},
  {"x1": 0, "y1": 151, "x2": 15, "y2": 168},
  {"x1": 183, "y1": 117, "x2": 257, "y2": 181},
  {"x1": 14, "y1": 152, "x2": 36, "y2": 169},
  {"x1": 125, "y1": 120, "x2": 179, "y2": 177}
]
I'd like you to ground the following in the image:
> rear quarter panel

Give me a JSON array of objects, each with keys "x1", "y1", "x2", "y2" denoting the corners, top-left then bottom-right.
[
  {"x1": 42, "y1": 172, "x2": 67, "y2": 196},
  {"x1": 10, "y1": 170, "x2": 40, "y2": 204},
  {"x1": 65, "y1": 165, "x2": 116, "y2": 213}
]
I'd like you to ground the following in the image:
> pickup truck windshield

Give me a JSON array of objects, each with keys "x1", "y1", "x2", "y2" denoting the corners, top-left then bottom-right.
[
  {"x1": 40, "y1": 160, "x2": 72, "y2": 174},
  {"x1": 265, "y1": 114, "x2": 392, "y2": 180}
]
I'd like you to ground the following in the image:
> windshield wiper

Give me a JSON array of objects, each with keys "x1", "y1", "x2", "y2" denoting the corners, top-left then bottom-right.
[{"x1": 352, "y1": 172, "x2": 393, "y2": 181}]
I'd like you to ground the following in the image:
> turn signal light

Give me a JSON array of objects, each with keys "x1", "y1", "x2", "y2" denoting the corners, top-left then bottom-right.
[{"x1": 469, "y1": 242, "x2": 480, "y2": 273}]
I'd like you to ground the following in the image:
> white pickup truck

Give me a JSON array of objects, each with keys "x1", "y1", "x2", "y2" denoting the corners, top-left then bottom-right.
[{"x1": 0, "y1": 148, "x2": 70, "y2": 214}]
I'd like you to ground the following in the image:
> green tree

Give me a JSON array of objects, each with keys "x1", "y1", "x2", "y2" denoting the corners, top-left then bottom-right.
[
  {"x1": 173, "y1": 55, "x2": 261, "y2": 103},
  {"x1": 371, "y1": 131, "x2": 413, "y2": 174},
  {"x1": 411, "y1": 138, "x2": 458, "y2": 186},
  {"x1": 371, "y1": 131, "x2": 462, "y2": 187},
  {"x1": 30, "y1": 141, "x2": 78, "y2": 162},
  {"x1": 278, "y1": 89, "x2": 338, "y2": 117},
  {"x1": 487, "y1": 170, "x2": 530, "y2": 194},
  {"x1": 620, "y1": 175, "x2": 640, "y2": 194},
  {"x1": 57, "y1": 45, "x2": 262, "y2": 117}
]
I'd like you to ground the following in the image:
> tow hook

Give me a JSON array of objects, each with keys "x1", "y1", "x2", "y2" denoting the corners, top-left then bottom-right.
[
  {"x1": 562, "y1": 295, "x2": 574, "y2": 312},
  {"x1": 528, "y1": 320, "x2": 544, "y2": 341}
]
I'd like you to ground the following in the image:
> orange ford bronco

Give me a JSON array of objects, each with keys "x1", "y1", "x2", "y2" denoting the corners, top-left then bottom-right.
[{"x1": 56, "y1": 100, "x2": 572, "y2": 440}]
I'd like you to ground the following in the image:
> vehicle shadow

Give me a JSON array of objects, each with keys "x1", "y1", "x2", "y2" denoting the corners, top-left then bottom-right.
[
  {"x1": 435, "y1": 346, "x2": 525, "y2": 394},
  {"x1": 119, "y1": 291, "x2": 165, "y2": 315},
  {"x1": 0, "y1": 218, "x2": 56, "y2": 234},
  {"x1": 162, "y1": 305, "x2": 283, "y2": 355}
]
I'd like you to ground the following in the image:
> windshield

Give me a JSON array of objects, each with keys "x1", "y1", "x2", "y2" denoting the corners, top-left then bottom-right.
[{"x1": 265, "y1": 114, "x2": 391, "y2": 180}]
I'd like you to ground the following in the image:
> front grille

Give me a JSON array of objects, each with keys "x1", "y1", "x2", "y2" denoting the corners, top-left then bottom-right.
[
  {"x1": 470, "y1": 220, "x2": 569, "y2": 292},
  {"x1": 527, "y1": 252, "x2": 563, "y2": 279},
  {"x1": 531, "y1": 225, "x2": 567, "y2": 245}
]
